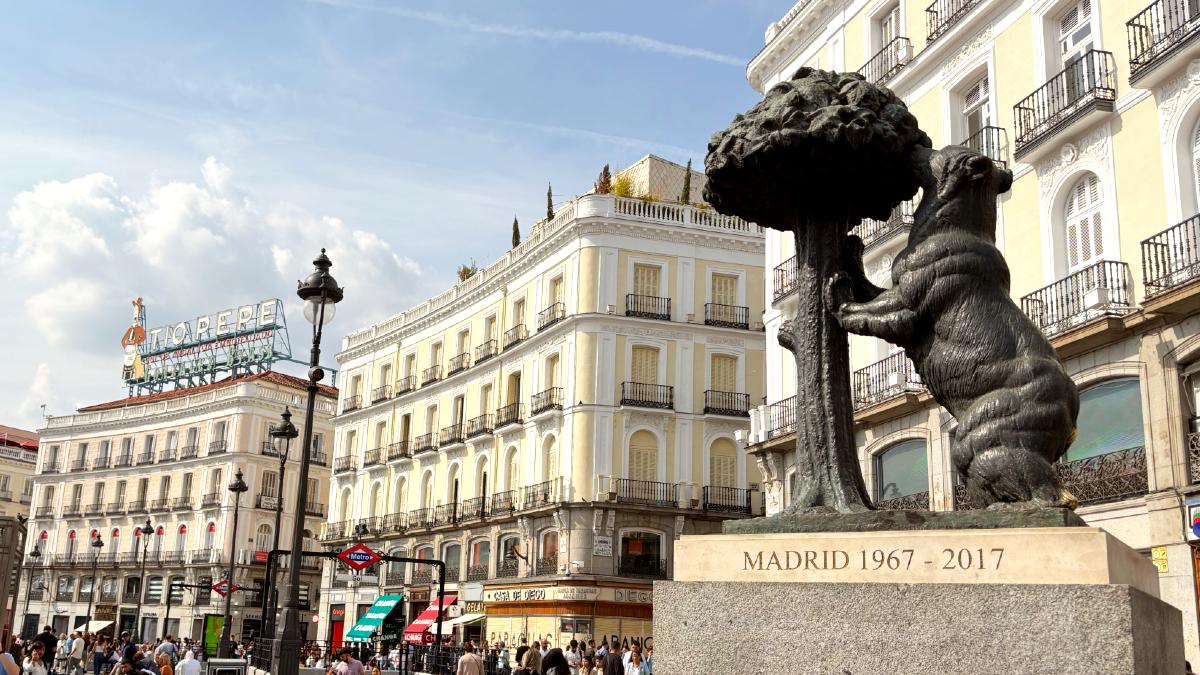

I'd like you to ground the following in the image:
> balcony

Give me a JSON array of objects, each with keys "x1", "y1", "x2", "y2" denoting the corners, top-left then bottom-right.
[
  {"x1": 70, "y1": 459, "x2": 87, "y2": 471},
  {"x1": 531, "y1": 387, "x2": 564, "y2": 415},
  {"x1": 615, "y1": 478, "x2": 679, "y2": 508},
  {"x1": 382, "y1": 512, "x2": 407, "y2": 532},
  {"x1": 702, "y1": 486, "x2": 755, "y2": 514},
  {"x1": 256, "y1": 494, "x2": 281, "y2": 510},
  {"x1": 963, "y1": 125, "x2": 1009, "y2": 169},
  {"x1": 160, "y1": 448, "x2": 176, "y2": 462},
  {"x1": 626, "y1": 293, "x2": 670, "y2": 321},
  {"x1": 1055, "y1": 445, "x2": 1149, "y2": 505},
  {"x1": 63, "y1": 504, "x2": 81, "y2": 517},
  {"x1": 1013, "y1": 50, "x2": 1116, "y2": 162},
  {"x1": 503, "y1": 324, "x2": 528, "y2": 350},
  {"x1": 438, "y1": 424, "x2": 465, "y2": 447},
  {"x1": 448, "y1": 352, "x2": 471, "y2": 375},
  {"x1": 475, "y1": 339, "x2": 499, "y2": 364},
  {"x1": 150, "y1": 498, "x2": 170, "y2": 512},
  {"x1": 322, "y1": 521, "x2": 350, "y2": 541},
  {"x1": 1020, "y1": 261, "x2": 1134, "y2": 340},
  {"x1": 121, "y1": 590, "x2": 140, "y2": 603},
  {"x1": 535, "y1": 557, "x2": 559, "y2": 576},
  {"x1": 852, "y1": 352, "x2": 925, "y2": 413},
  {"x1": 41, "y1": 462, "x2": 59, "y2": 474},
  {"x1": 434, "y1": 503, "x2": 458, "y2": 527},
  {"x1": 310, "y1": 450, "x2": 329, "y2": 467},
  {"x1": 333, "y1": 455, "x2": 357, "y2": 474},
  {"x1": 106, "y1": 501, "x2": 126, "y2": 515},
  {"x1": 620, "y1": 382, "x2": 674, "y2": 409},
  {"x1": 496, "y1": 403, "x2": 524, "y2": 429},
  {"x1": 411, "y1": 567, "x2": 434, "y2": 585},
  {"x1": 115, "y1": 453, "x2": 133, "y2": 467},
  {"x1": 465, "y1": 564, "x2": 490, "y2": 582},
  {"x1": 305, "y1": 502, "x2": 326, "y2": 518},
  {"x1": 704, "y1": 302, "x2": 749, "y2": 329},
  {"x1": 491, "y1": 490, "x2": 517, "y2": 517},
  {"x1": 371, "y1": 385, "x2": 392, "y2": 403},
  {"x1": 387, "y1": 441, "x2": 411, "y2": 462},
  {"x1": 343, "y1": 395, "x2": 363, "y2": 412},
  {"x1": 260, "y1": 440, "x2": 281, "y2": 457},
  {"x1": 94, "y1": 455, "x2": 112, "y2": 469},
  {"x1": 1128, "y1": 0, "x2": 1200, "y2": 87},
  {"x1": 200, "y1": 492, "x2": 221, "y2": 509},
  {"x1": 876, "y1": 491, "x2": 931, "y2": 510},
  {"x1": 852, "y1": 198, "x2": 916, "y2": 250},
  {"x1": 538, "y1": 302, "x2": 566, "y2": 330},
  {"x1": 521, "y1": 478, "x2": 561, "y2": 510},
  {"x1": 925, "y1": 0, "x2": 983, "y2": 46},
  {"x1": 128, "y1": 500, "x2": 148, "y2": 513},
  {"x1": 408, "y1": 508, "x2": 434, "y2": 529},
  {"x1": 0, "y1": 490, "x2": 11, "y2": 502},
  {"x1": 208, "y1": 440, "x2": 228, "y2": 455},
  {"x1": 56, "y1": 552, "x2": 75, "y2": 565},
  {"x1": 413, "y1": 433, "x2": 436, "y2": 454},
  {"x1": 364, "y1": 447, "x2": 383, "y2": 467},
  {"x1": 421, "y1": 365, "x2": 443, "y2": 386},
  {"x1": 84, "y1": 503, "x2": 103, "y2": 516},
  {"x1": 180, "y1": 445, "x2": 199, "y2": 460},
  {"x1": 465, "y1": 414, "x2": 494, "y2": 439},
  {"x1": 703, "y1": 390, "x2": 749, "y2": 417},
  {"x1": 496, "y1": 558, "x2": 519, "y2": 579},
  {"x1": 395, "y1": 376, "x2": 416, "y2": 395},
  {"x1": 773, "y1": 255, "x2": 798, "y2": 302},
  {"x1": 384, "y1": 570, "x2": 406, "y2": 587},
  {"x1": 136, "y1": 452, "x2": 154, "y2": 465},
  {"x1": 858, "y1": 36, "x2": 912, "y2": 84},
  {"x1": 56, "y1": 589, "x2": 75, "y2": 602},
  {"x1": 1142, "y1": 214, "x2": 1200, "y2": 301},
  {"x1": 618, "y1": 556, "x2": 668, "y2": 579},
  {"x1": 460, "y1": 496, "x2": 486, "y2": 522}
]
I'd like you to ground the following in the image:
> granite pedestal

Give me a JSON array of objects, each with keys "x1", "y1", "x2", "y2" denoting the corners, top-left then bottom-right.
[{"x1": 653, "y1": 528, "x2": 1184, "y2": 674}]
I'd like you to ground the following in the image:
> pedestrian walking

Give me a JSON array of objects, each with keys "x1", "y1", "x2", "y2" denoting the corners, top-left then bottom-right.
[
  {"x1": 601, "y1": 641, "x2": 621, "y2": 675},
  {"x1": 68, "y1": 632, "x2": 84, "y2": 675},
  {"x1": 172, "y1": 653, "x2": 197, "y2": 675},
  {"x1": 455, "y1": 643, "x2": 484, "y2": 675},
  {"x1": 24, "y1": 641, "x2": 50, "y2": 675},
  {"x1": 621, "y1": 651, "x2": 647, "y2": 675}
]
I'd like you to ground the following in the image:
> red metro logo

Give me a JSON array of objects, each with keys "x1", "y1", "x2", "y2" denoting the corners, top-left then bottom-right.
[{"x1": 338, "y1": 543, "x2": 381, "y2": 571}]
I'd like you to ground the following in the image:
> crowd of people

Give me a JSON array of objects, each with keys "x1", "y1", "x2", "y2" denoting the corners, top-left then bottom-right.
[
  {"x1": 330, "y1": 636, "x2": 652, "y2": 675},
  {"x1": 2, "y1": 627, "x2": 201, "y2": 675}
]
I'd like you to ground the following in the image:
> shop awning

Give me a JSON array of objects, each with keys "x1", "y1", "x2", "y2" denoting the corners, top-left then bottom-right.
[
  {"x1": 434, "y1": 613, "x2": 485, "y2": 633},
  {"x1": 402, "y1": 594, "x2": 457, "y2": 643},
  {"x1": 74, "y1": 620, "x2": 113, "y2": 633},
  {"x1": 345, "y1": 594, "x2": 404, "y2": 641}
]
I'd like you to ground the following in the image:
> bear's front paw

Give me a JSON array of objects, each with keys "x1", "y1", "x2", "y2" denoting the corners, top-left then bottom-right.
[{"x1": 824, "y1": 272, "x2": 853, "y2": 314}]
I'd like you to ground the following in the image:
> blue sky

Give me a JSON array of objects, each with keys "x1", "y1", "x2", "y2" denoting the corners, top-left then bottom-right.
[{"x1": 0, "y1": 1, "x2": 780, "y2": 425}]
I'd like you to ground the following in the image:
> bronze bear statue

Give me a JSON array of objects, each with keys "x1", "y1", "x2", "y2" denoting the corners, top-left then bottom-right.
[{"x1": 826, "y1": 145, "x2": 1079, "y2": 508}]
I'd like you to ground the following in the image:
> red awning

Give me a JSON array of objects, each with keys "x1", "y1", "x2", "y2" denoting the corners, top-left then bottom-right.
[{"x1": 401, "y1": 595, "x2": 457, "y2": 644}]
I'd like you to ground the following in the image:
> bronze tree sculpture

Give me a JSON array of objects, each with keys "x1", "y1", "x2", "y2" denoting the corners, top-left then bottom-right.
[{"x1": 705, "y1": 69, "x2": 931, "y2": 513}]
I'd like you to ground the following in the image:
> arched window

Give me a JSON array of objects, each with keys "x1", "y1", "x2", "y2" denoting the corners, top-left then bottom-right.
[
  {"x1": 204, "y1": 522, "x2": 216, "y2": 549},
  {"x1": 446, "y1": 464, "x2": 461, "y2": 504},
  {"x1": 152, "y1": 526, "x2": 164, "y2": 553},
  {"x1": 709, "y1": 438, "x2": 738, "y2": 489},
  {"x1": 619, "y1": 531, "x2": 663, "y2": 577},
  {"x1": 386, "y1": 547, "x2": 407, "y2": 580},
  {"x1": 875, "y1": 439, "x2": 930, "y2": 506},
  {"x1": 175, "y1": 525, "x2": 187, "y2": 553},
  {"x1": 1063, "y1": 173, "x2": 1104, "y2": 274},
  {"x1": 545, "y1": 354, "x2": 560, "y2": 389},
  {"x1": 476, "y1": 458, "x2": 489, "y2": 500},
  {"x1": 124, "y1": 576, "x2": 140, "y2": 597},
  {"x1": 146, "y1": 575, "x2": 164, "y2": 603},
  {"x1": 369, "y1": 483, "x2": 382, "y2": 518},
  {"x1": 255, "y1": 525, "x2": 272, "y2": 552},
  {"x1": 1191, "y1": 120, "x2": 1200, "y2": 208},
  {"x1": 468, "y1": 539, "x2": 491, "y2": 573},
  {"x1": 66, "y1": 531, "x2": 77, "y2": 558},
  {"x1": 539, "y1": 531, "x2": 559, "y2": 561},
  {"x1": 1069, "y1": 378, "x2": 1145, "y2": 462},
  {"x1": 542, "y1": 436, "x2": 558, "y2": 482},
  {"x1": 58, "y1": 575, "x2": 75, "y2": 600},
  {"x1": 443, "y1": 542, "x2": 462, "y2": 577},
  {"x1": 506, "y1": 448, "x2": 519, "y2": 491},
  {"x1": 421, "y1": 472, "x2": 434, "y2": 510},
  {"x1": 393, "y1": 477, "x2": 407, "y2": 512},
  {"x1": 628, "y1": 430, "x2": 658, "y2": 482},
  {"x1": 168, "y1": 575, "x2": 185, "y2": 604}
]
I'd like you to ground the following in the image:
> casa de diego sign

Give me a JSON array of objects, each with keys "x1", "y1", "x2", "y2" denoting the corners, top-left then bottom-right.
[{"x1": 120, "y1": 297, "x2": 293, "y2": 394}]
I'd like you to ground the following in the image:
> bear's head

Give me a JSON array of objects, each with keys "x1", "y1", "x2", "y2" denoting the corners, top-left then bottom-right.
[{"x1": 916, "y1": 145, "x2": 1012, "y2": 242}]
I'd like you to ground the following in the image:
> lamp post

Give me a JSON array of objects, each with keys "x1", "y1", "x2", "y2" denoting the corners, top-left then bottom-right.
[
  {"x1": 134, "y1": 518, "x2": 158, "y2": 642},
  {"x1": 83, "y1": 534, "x2": 104, "y2": 630},
  {"x1": 262, "y1": 408, "x2": 298, "y2": 640},
  {"x1": 218, "y1": 468, "x2": 249, "y2": 658},
  {"x1": 275, "y1": 249, "x2": 342, "y2": 675},
  {"x1": 22, "y1": 545, "x2": 41, "y2": 636}
]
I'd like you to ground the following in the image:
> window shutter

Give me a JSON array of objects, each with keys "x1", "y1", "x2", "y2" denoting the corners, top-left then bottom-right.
[
  {"x1": 632, "y1": 347, "x2": 659, "y2": 385},
  {"x1": 710, "y1": 453, "x2": 736, "y2": 488},
  {"x1": 630, "y1": 445, "x2": 656, "y2": 481},
  {"x1": 1063, "y1": 174, "x2": 1104, "y2": 273},
  {"x1": 633, "y1": 264, "x2": 661, "y2": 297},
  {"x1": 551, "y1": 277, "x2": 564, "y2": 304},
  {"x1": 711, "y1": 355, "x2": 737, "y2": 392},
  {"x1": 711, "y1": 274, "x2": 738, "y2": 306}
]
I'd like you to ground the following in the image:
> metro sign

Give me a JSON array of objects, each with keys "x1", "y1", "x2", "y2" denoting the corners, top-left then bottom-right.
[
  {"x1": 338, "y1": 543, "x2": 381, "y2": 571},
  {"x1": 212, "y1": 579, "x2": 239, "y2": 597}
]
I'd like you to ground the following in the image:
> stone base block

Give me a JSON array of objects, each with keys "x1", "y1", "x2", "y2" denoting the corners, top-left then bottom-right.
[{"x1": 652, "y1": 581, "x2": 1183, "y2": 674}]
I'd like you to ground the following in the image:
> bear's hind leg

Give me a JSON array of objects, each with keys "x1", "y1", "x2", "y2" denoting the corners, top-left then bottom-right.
[{"x1": 967, "y1": 445, "x2": 1065, "y2": 508}]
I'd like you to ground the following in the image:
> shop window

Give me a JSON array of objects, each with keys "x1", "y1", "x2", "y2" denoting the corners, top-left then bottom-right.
[
  {"x1": 875, "y1": 439, "x2": 929, "y2": 501},
  {"x1": 619, "y1": 531, "x2": 662, "y2": 576},
  {"x1": 1068, "y1": 378, "x2": 1145, "y2": 462}
]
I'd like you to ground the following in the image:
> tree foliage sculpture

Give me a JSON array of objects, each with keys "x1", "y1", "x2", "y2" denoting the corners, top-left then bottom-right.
[{"x1": 705, "y1": 69, "x2": 931, "y2": 513}]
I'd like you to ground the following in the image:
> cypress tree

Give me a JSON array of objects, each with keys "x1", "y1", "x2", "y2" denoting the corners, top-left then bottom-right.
[
  {"x1": 547, "y1": 182, "x2": 554, "y2": 220},
  {"x1": 594, "y1": 164, "x2": 612, "y2": 194},
  {"x1": 512, "y1": 216, "x2": 520, "y2": 248},
  {"x1": 680, "y1": 158, "x2": 692, "y2": 204}
]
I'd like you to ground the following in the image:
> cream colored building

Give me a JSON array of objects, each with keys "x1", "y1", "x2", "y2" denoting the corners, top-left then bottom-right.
[
  {"x1": 0, "y1": 425, "x2": 38, "y2": 519},
  {"x1": 320, "y1": 156, "x2": 766, "y2": 649},
  {"x1": 744, "y1": 0, "x2": 1200, "y2": 663},
  {"x1": 24, "y1": 371, "x2": 335, "y2": 642}
]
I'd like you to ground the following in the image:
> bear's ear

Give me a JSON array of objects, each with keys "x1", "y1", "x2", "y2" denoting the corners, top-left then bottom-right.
[{"x1": 965, "y1": 154, "x2": 992, "y2": 182}]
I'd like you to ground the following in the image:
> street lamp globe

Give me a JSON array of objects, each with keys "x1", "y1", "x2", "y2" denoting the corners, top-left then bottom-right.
[
  {"x1": 229, "y1": 469, "x2": 249, "y2": 495},
  {"x1": 297, "y1": 249, "x2": 343, "y2": 326}
]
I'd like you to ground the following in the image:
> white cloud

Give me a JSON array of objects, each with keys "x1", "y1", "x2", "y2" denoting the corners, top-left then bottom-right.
[
  {"x1": 4, "y1": 173, "x2": 119, "y2": 275},
  {"x1": 17, "y1": 363, "x2": 54, "y2": 425}
]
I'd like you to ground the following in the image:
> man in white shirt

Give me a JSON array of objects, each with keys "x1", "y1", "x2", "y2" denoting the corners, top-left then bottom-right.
[
  {"x1": 68, "y1": 631, "x2": 85, "y2": 675},
  {"x1": 175, "y1": 652, "x2": 200, "y2": 675},
  {"x1": 565, "y1": 640, "x2": 582, "y2": 675}
]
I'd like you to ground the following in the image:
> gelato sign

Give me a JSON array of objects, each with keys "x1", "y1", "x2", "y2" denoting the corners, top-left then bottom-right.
[{"x1": 120, "y1": 297, "x2": 292, "y2": 394}]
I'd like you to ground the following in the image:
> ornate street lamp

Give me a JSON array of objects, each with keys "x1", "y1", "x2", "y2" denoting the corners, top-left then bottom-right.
[
  {"x1": 22, "y1": 544, "x2": 42, "y2": 635},
  {"x1": 275, "y1": 250, "x2": 342, "y2": 675},
  {"x1": 83, "y1": 534, "x2": 104, "y2": 630},
  {"x1": 134, "y1": 518, "x2": 159, "y2": 642},
  {"x1": 262, "y1": 408, "x2": 298, "y2": 639},
  {"x1": 218, "y1": 468, "x2": 249, "y2": 658}
]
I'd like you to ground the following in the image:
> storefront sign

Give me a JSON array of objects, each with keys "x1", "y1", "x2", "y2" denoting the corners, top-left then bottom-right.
[
  {"x1": 1187, "y1": 500, "x2": 1200, "y2": 541},
  {"x1": 1151, "y1": 546, "x2": 1169, "y2": 573},
  {"x1": 483, "y1": 586, "x2": 651, "y2": 604},
  {"x1": 463, "y1": 601, "x2": 484, "y2": 614},
  {"x1": 593, "y1": 536, "x2": 613, "y2": 557}
]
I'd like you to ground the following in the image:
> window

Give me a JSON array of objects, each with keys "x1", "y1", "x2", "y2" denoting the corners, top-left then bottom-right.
[
  {"x1": 70, "y1": 484, "x2": 82, "y2": 507},
  {"x1": 137, "y1": 478, "x2": 149, "y2": 501},
  {"x1": 66, "y1": 531, "x2": 78, "y2": 557},
  {"x1": 115, "y1": 481, "x2": 126, "y2": 502},
  {"x1": 425, "y1": 406, "x2": 439, "y2": 434},
  {"x1": 262, "y1": 470, "x2": 278, "y2": 498},
  {"x1": 46, "y1": 445, "x2": 59, "y2": 469},
  {"x1": 875, "y1": 439, "x2": 929, "y2": 501},
  {"x1": 631, "y1": 347, "x2": 659, "y2": 385},
  {"x1": 470, "y1": 540, "x2": 491, "y2": 568},
  {"x1": 628, "y1": 430, "x2": 658, "y2": 482},
  {"x1": 346, "y1": 430, "x2": 358, "y2": 456},
  {"x1": 709, "y1": 438, "x2": 738, "y2": 488},
  {"x1": 379, "y1": 363, "x2": 392, "y2": 388},
  {"x1": 505, "y1": 373, "x2": 522, "y2": 405},
  {"x1": 457, "y1": 330, "x2": 470, "y2": 356},
  {"x1": 1063, "y1": 173, "x2": 1105, "y2": 273},
  {"x1": 484, "y1": 316, "x2": 497, "y2": 341},
  {"x1": 1069, "y1": 378, "x2": 1145, "y2": 462},
  {"x1": 208, "y1": 469, "x2": 222, "y2": 494},
  {"x1": 711, "y1": 273, "x2": 738, "y2": 307},
  {"x1": 393, "y1": 478, "x2": 407, "y2": 511},
  {"x1": 58, "y1": 575, "x2": 75, "y2": 598},
  {"x1": 711, "y1": 354, "x2": 737, "y2": 392},
  {"x1": 633, "y1": 263, "x2": 661, "y2": 297},
  {"x1": 255, "y1": 525, "x2": 272, "y2": 552},
  {"x1": 398, "y1": 414, "x2": 411, "y2": 442},
  {"x1": 507, "y1": 449, "x2": 519, "y2": 491},
  {"x1": 620, "y1": 531, "x2": 662, "y2": 572},
  {"x1": 545, "y1": 354, "x2": 560, "y2": 389},
  {"x1": 213, "y1": 420, "x2": 227, "y2": 443},
  {"x1": 181, "y1": 473, "x2": 193, "y2": 500},
  {"x1": 168, "y1": 576, "x2": 185, "y2": 603},
  {"x1": 98, "y1": 440, "x2": 111, "y2": 463},
  {"x1": 512, "y1": 299, "x2": 526, "y2": 327},
  {"x1": 146, "y1": 576, "x2": 164, "y2": 603},
  {"x1": 204, "y1": 522, "x2": 216, "y2": 549},
  {"x1": 349, "y1": 375, "x2": 362, "y2": 400},
  {"x1": 877, "y1": 2, "x2": 901, "y2": 46},
  {"x1": 185, "y1": 427, "x2": 198, "y2": 448},
  {"x1": 42, "y1": 486, "x2": 54, "y2": 507},
  {"x1": 500, "y1": 536, "x2": 520, "y2": 561},
  {"x1": 175, "y1": 526, "x2": 186, "y2": 553},
  {"x1": 443, "y1": 543, "x2": 462, "y2": 570},
  {"x1": 404, "y1": 354, "x2": 417, "y2": 378},
  {"x1": 158, "y1": 476, "x2": 170, "y2": 501},
  {"x1": 962, "y1": 75, "x2": 991, "y2": 142},
  {"x1": 374, "y1": 421, "x2": 387, "y2": 448},
  {"x1": 542, "y1": 437, "x2": 558, "y2": 481},
  {"x1": 93, "y1": 484, "x2": 105, "y2": 506},
  {"x1": 479, "y1": 385, "x2": 493, "y2": 416},
  {"x1": 453, "y1": 396, "x2": 465, "y2": 426},
  {"x1": 1058, "y1": 0, "x2": 1094, "y2": 70},
  {"x1": 165, "y1": 431, "x2": 178, "y2": 452},
  {"x1": 143, "y1": 434, "x2": 155, "y2": 456},
  {"x1": 549, "y1": 276, "x2": 564, "y2": 305},
  {"x1": 421, "y1": 473, "x2": 434, "y2": 509},
  {"x1": 540, "y1": 531, "x2": 559, "y2": 559},
  {"x1": 431, "y1": 341, "x2": 443, "y2": 367}
]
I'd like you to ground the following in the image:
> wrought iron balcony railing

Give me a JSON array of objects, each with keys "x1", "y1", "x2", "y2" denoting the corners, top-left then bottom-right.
[
  {"x1": 773, "y1": 255, "x2": 798, "y2": 302},
  {"x1": 531, "y1": 387, "x2": 564, "y2": 415},
  {"x1": 116, "y1": 453, "x2": 133, "y2": 467},
  {"x1": 703, "y1": 390, "x2": 749, "y2": 416},
  {"x1": 465, "y1": 414, "x2": 494, "y2": 439},
  {"x1": 704, "y1": 303, "x2": 749, "y2": 329},
  {"x1": 310, "y1": 450, "x2": 329, "y2": 466},
  {"x1": 852, "y1": 352, "x2": 924, "y2": 410},
  {"x1": 447, "y1": 352, "x2": 470, "y2": 375},
  {"x1": 438, "y1": 424, "x2": 465, "y2": 447},
  {"x1": 858, "y1": 36, "x2": 912, "y2": 84},
  {"x1": 343, "y1": 395, "x2": 362, "y2": 412},
  {"x1": 1142, "y1": 214, "x2": 1200, "y2": 296},
  {"x1": 260, "y1": 440, "x2": 281, "y2": 457},
  {"x1": 535, "y1": 556, "x2": 559, "y2": 576},
  {"x1": 433, "y1": 503, "x2": 458, "y2": 527},
  {"x1": 496, "y1": 558, "x2": 519, "y2": 578},
  {"x1": 382, "y1": 512, "x2": 407, "y2": 532},
  {"x1": 618, "y1": 556, "x2": 668, "y2": 579},
  {"x1": 128, "y1": 500, "x2": 148, "y2": 513},
  {"x1": 490, "y1": 490, "x2": 517, "y2": 517},
  {"x1": 160, "y1": 447, "x2": 176, "y2": 462},
  {"x1": 255, "y1": 493, "x2": 280, "y2": 511},
  {"x1": 70, "y1": 459, "x2": 87, "y2": 471},
  {"x1": 475, "y1": 339, "x2": 499, "y2": 364},
  {"x1": 84, "y1": 503, "x2": 103, "y2": 516},
  {"x1": 615, "y1": 478, "x2": 678, "y2": 507},
  {"x1": 626, "y1": 293, "x2": 671, "y2": 320},
  {"x1": 465, "y1": 564, "x2": 490, "y2": 581},
  {"x1": 702, "y1": 486, "x2": 754, "y2": 514},
  {"x1": 94, "y1": 455, "x2": 112, "y2": 469},
  {"x1": 875, "y1": 490, "x2": 931, "y2": 510},
  {"x1": 460, "y1": 496, "x2": 486, "y2": 522},
  {"x1": 1013, "y1": 50, "x2": 1116, "y2": 159},
  {"x1": 364, "y1": 447, "x2": 383, "y2": 467},
  {"x1": 371, "y1": 385, "x2": 392, "y2": 403},
  {"x1": 852, "y1": 197, "x2": 916, "y2": 249},
  {"x1": 925, "y1": 0, "x2": 983, "y2": 45},
  {"x1": 411, "y1": 567, "x2": 434, "y2": 585},
  {"x1": 620, "y1": 382, "x2": 674, "y2": 409},
  {"x1": 1019, "y1": 261, "x2": 1134, "y2": 337},
  {"x1": 333, "y1": 455, "x2": 357, "y2": 473},
  {"x1": 34, "y1": 506, "x2": 54, "y2": 518},
  {"x1": 208, "y1": 440, "x2": 228, "y2": 455},
  {"x1": 136, "y1": 452, "x2": 154, "y2": 465},
  {"x1": 421, "y1": 365, "x2": 442, "y2": 385},
  {"x1": 408, "y1": 508, "x2": 435, "y2": 529},
  {"x1": 388, "y1": 441, "x2": 411, "y2": 461},
  {"x1": 503, "y1": 325, "x2": 528, "y2": 350},
  {"x1": 150, "y1": 498, "x2": 170, "y2": 512},
  {"x1": 395, "y1": 375, "x2": 416, "y2": 395},
  {"x1": 1056, "y1": 446, "x2": 1148, "y2": 505},
  {"x1": 201, "y1": 492, "x2": 221, "y2": 509},
  {"x1": 538, "y1": 302, "x2": 566, "y2": 330},
  {"x1": 305, "y1": 501, "x2": 326, "y2": 517},
  {"x1": 963, "y1": 125, "x2": 1009, "y2": 169},
  {"x1": 63, "y1": 504, "x2": 81, "y2": 517},
  {"x1": 106, "y1": 501, "x2": 126, "y2": 514},
  {"x1": 1127, "y1": 0, "x2": 1200, "y2": 83},
  {"x1": 521, "y1": 478, "x2": 561, "y2": 510},
  {"x1": 41, "y1": 462, "x2": 60, "y2": 474},
  {"x1": 384, "y1": 570, "x2": 406, "y2": 587},
  {"x1": 180, "y1": 445, "x2": 199, "y2": 459},
  {"x1": 411, "y1": 433, "x2": 435, "y2": 454},
  {"x1": 495, "y1": 403, "x2": 524, "y2": 429}
]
